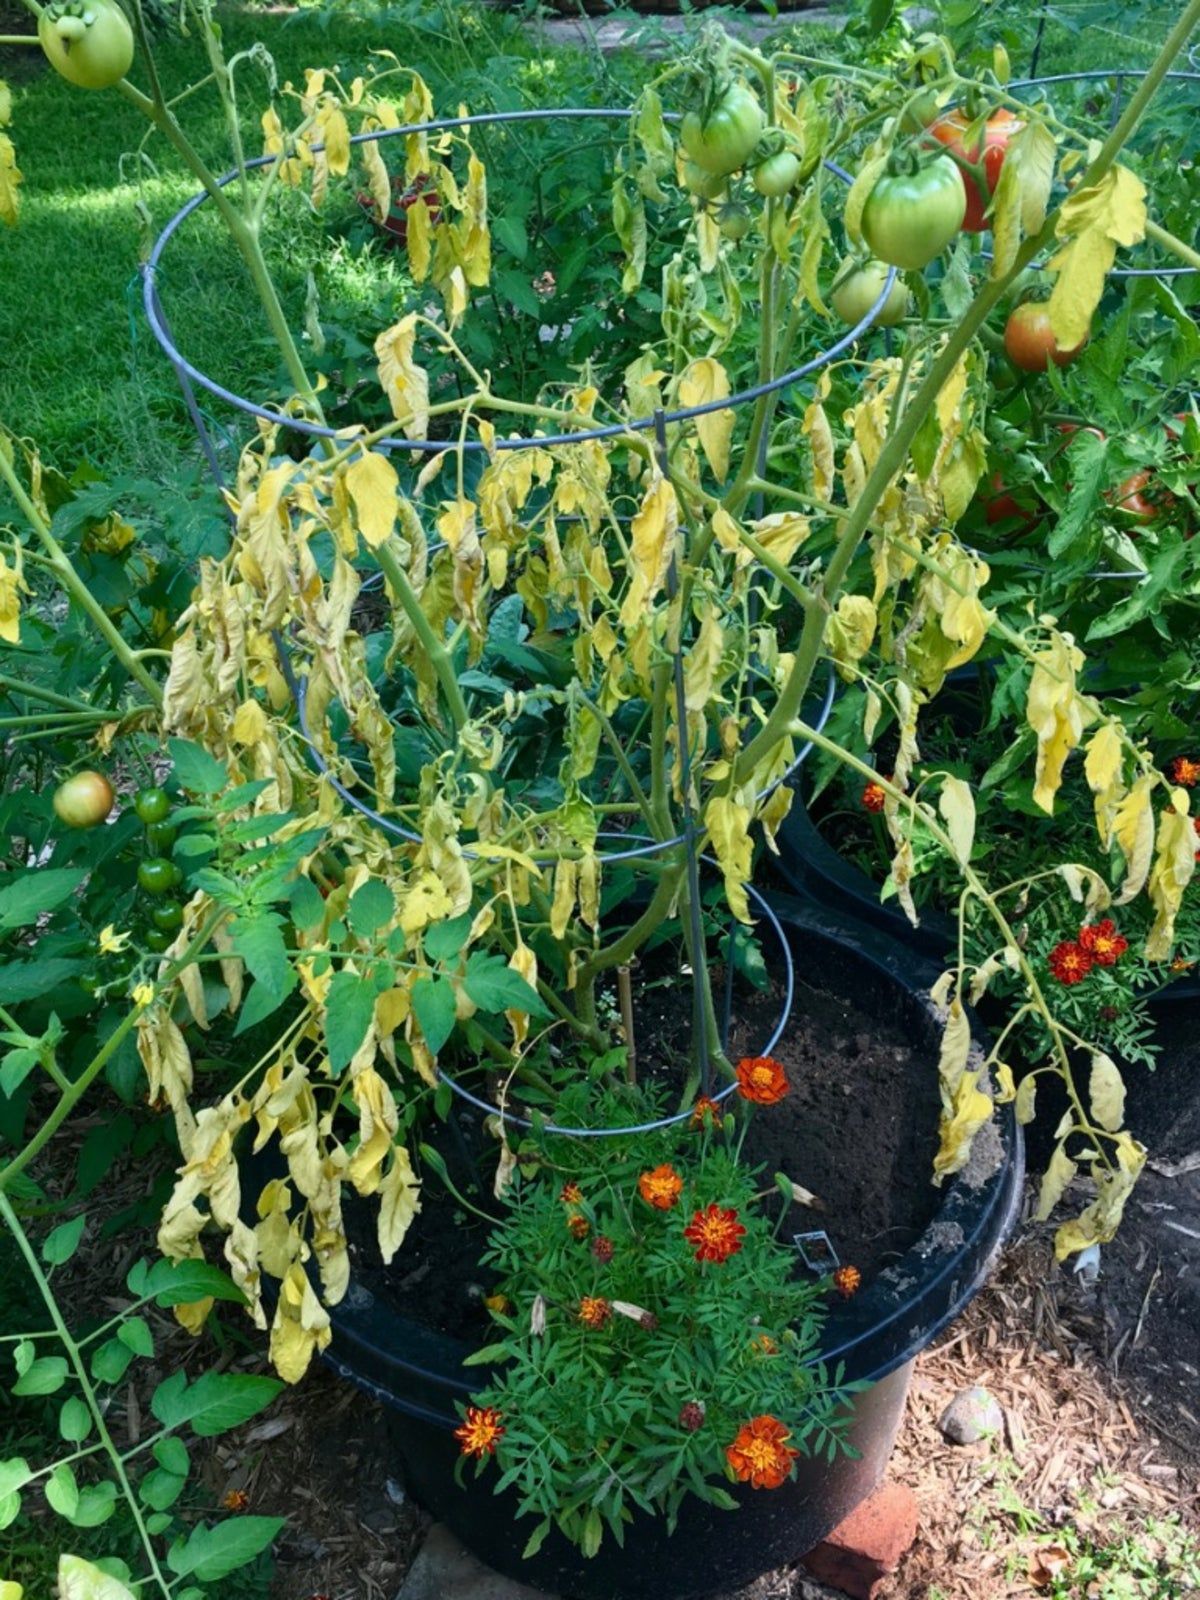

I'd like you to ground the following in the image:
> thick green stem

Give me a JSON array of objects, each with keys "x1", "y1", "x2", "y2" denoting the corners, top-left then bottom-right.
[
  {"x1": 577, "y1": 862, "x2": 684, "y2": 987},
  {"x1": 0, "y1": 449, "x2": 162, "y2": 705},
  {"x1": 0, "y1": 1192, "x2": 173, "y2": 1599},
  {"x1": 0, "y1": 673, "x2": 116, "y2": 715},
  {"x1": 1145, "y1": 218, "x2": 1200, "y2": 272},
  {"x1": 373, "y1": 541, "x2": 469, "y2": 733}
]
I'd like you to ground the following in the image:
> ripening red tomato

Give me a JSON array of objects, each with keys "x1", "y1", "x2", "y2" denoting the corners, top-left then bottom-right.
[
  {"x1": 1003, "y1": 304, "x2": 1087, "y2": 372},
  {"x1": 979, "y1": 472, "x2": 1042, "y2": 530},
  {"x1": 1110, "y1": 469, "x2": 1173, "y2": 524},
  {"x1": 53, "y1": 770, "x2": 115, "y2": 829},
  {"x1": 926, "y1": 109, "x2": 1024, "y2": 232}
]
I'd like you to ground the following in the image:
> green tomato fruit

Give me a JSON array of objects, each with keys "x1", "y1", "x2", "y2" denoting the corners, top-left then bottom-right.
[
  {"x1": 144, "y1": 820, "x2": 177, "y2": 855},
  {"x1": 137, "y1": 858, "x2": 176, "y2": 896},
  {"x1": 52, "y1": 770, "x2": 115, "y2": 829},
  {"x1": 752, "y1": 150, "x2": 801, "y2": 198},
  {"x1": 134, "y1": 786, "x2": 171, "y2": 825},
  {"x1": 830, "y1": 257, "x2": 911, "y2": 328},
  {"x1": 39, "y1": 0, "x2": 133, "y2": 90},
  {"x1": 144, "y1": 928, "x2": 173, "y2": 952},
  {"x1": 716, "y1": 202, "x2": 754, "y2": 241},
  {"x1": 681, "y1": 159, "x2": 728, "y2": 201},
  {"x1": 680, "y1": 81, "x2": 765, "y2": 177},
  {"x1": 151, "y1": 901, "x2": 183, "y2": 933},
  {"x1": 860, "y1": 155, "x2": 966, "y2": 270}
]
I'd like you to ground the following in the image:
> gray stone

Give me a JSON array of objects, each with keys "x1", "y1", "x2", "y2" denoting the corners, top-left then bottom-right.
[
  {"x1": 397, "y1": 1523, "x2": 560, "y2": 1600},
  {"x1": 938, "y1": 1384, "x2": 1004, "y2": 1445}
]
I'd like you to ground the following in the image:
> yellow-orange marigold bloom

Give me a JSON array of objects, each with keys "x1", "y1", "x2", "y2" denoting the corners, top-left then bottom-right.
[
  {"x1": 725, "y1": 1415, "x2": 799, "y2": 1489},
  {"x1": 577, "y1": 1296, "x2": 612, "y2": 1329},
  {"x1": 221, "y1": 1488, "x2": 250, "y2": 1513},
  {"x1": 638, "y1": 1163, "x2": 684, "y2": 1210},
  {"x1": 560, "y1": 1181, "x2": 582, "y2": 1205},
  {"x1": 735, "y1": 1056, "x2": 790, "y2": 1105},
  {"x1": 683, "y1": 1203, "x2": 746, "y2": 1265},
  {"x1": 455, "y1": 1405, "x2": 505, "y2": 1458},
  {"x1": 833, "y1": 1265, "x2": 862, "y2": 1298},
  {"x1": 751, "y1": 1333, "x2": 779, "y2": 1356},
  {"x1": 861, "y1": 781, "x2": 887, "y2": 813},
  {"x1": 566, "y1": 1213, "x2": 589, "y2": 1240},
  {"x1": 1168, "y1": 755, "x2": 1200, "y2": 787}
]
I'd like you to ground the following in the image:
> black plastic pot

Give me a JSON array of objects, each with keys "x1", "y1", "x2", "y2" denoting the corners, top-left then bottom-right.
[{"x1": 314, "y1": 895, "x2": 1023, "y2": 1600}]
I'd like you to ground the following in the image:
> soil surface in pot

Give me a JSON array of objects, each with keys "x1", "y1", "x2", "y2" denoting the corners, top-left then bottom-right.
[{"x1": 344, "y1": 962, "x2": 943, "y2": 1341}]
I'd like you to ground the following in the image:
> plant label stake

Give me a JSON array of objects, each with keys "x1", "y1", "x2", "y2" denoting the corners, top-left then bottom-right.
[{"x1": 793, "y1": 1230, "x2": 841, "y2": 1273}]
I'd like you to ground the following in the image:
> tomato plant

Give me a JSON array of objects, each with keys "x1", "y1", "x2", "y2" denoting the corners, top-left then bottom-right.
[
  {"x1": 680, "y1": 81, "x2": 764, "y2": 176},
  {"x1": 830, "y1": 258, "x2": 910, "y2": 327},
  {"x1": 860, "y1": 156, "x2": 966, "y2": 270},
  {"x1": 38, "y1": 0, "x2": 134, "y2": 91},
  {"x1": 136, "y1": 858, "x2": 176, "y2": 896},
  {"x1": 927, "y1": 109, "x2": 1023, "y2": 232},
  {"x1": 52, "y1": 770, "x2": 115, "y2": 829},
  {"x1": 1004, "y1": 303, "x2": 1087, "y2": 371},
  {"x1": 133, "y1": 787, "x2": 171, "y2": 825}
]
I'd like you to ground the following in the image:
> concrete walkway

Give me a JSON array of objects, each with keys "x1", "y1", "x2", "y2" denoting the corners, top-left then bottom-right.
[{"x1": 514, "y1": 8, "x2": 850, "y2": 54}]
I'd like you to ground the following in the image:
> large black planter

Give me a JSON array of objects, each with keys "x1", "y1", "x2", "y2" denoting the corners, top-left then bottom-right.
[{"x1": 313, "y1": 896, "x2": 1023, "y2": 1600}]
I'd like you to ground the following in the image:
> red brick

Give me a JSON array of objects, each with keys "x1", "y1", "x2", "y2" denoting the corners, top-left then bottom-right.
[{"x1": 800, "y1": 1482, "x2": 919, "y2": 1599}]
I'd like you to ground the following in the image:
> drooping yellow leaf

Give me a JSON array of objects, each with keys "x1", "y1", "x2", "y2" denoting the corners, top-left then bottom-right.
[
  {"x1": 406, "y1": 194, "x2": 433, "y2": 283},
  {"x1": 1053, "y1": 1133, "x2": 1145, "y2": 1261},
  {"x1": 683, "y1": 604, "x2": 726, "y2": 711},
  {"x1": 619, "y1": 475, "x2": 677, "y2": 629},
  {"x1": 1089, "y1": 1051, "x2": 1125, "y2": 1133},
  {"x1": 269, "y1": 1263, "x2": 331, "y2": 1383},
  {"x1": 230, "y1": 698, "x2": 267, "y2": 747},
  {"x1": 826, "y1": 594, "x2": 876, "y2": 679},
  {"x1": 678, "y1": 358, "x2": 734, "y2": 482},
  {"x1": 1145, "y1": 790, "x2": 1197, "y2": 959},
  {"x1": 57, "y1": 1556, "x2": 137, "y2": 1600},
  {"x1": 1015, "y1": 1074, "x2": 1038, "y2": 1126},
  {"x1": 550, "y1": 858, "x2": 576, "y2": 940},
  {"x1": 1084, "y1": 722, "x2": 1124, "y2": 848},
  {"x1": 704, "y1": 793, "x2": 753, "y2": 924},
  {"x1": 0, "y1": 131, "x2": 20, "y2": 227},
  {"x1": 1035, "y1": 1144, "x2": 1078, "y2": 1222},
  {"x1": 1026, "y1": 632, "x2": 1086, "y2": 812},
  {"x1": 377, "y1": 1146, "x2": 420, "y2": 1264},
  {"x1": 933, "y1": 1069, "x2": 993, "y2": 1183},
  {"x1": 375, "y1": 316, "x2": 430, "y2": 439},
  {"x1": 0, "y1": 550, "x2": 29, "y2": 643},
  {"x1": 989, "y1": 122, "x2": 1057, "y2": 278},
  {"x1": 749, "y1": 512, "x2": 810, "y2": 566},
  {"x1": 346, "y1": 450, "x2": 399, "y2": 550},
  {"x1": 318, "y1": 105, "x2": 351, "y2": 177},
  {"x1": 1046, "y1": 165, "x2": 1147, "y2": 350},
  {"x1": 938, "y1": 776, "x2": 976, "y2": 868},
  {"x1": 1113, "y1": 773, "x2": 1154, "y2": 903},
  {"x1": 360, "y1": 136, "x2": 391, "y2": 220},
  {"x1": 803, "y1": 378, "x2": 834, "y2": 501},
  {"x1": 936, "y1": 996, "x2": 971, "y2": 1100}
]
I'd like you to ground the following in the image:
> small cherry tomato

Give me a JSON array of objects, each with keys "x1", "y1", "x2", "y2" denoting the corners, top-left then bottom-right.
[
  {"x1": 145, "y1": 928, "x2": 173, "y2": 953},
  {"x1": 134, "y1": 787, "x2": 171, "y2": 825},
  {"x1": 716, "y1": 202, "x2": 754, "y2": 241},
  {"x1": 1110, "y1": 469, "x2": 1172, "y2": 524},
  {"x1": 752, "y1": 150, "x2": 802, "y2": 198},
  {"x1": 52, "y1": 771, "x2": 115, "y2": 829},
  {"x1": 1003, "y1": 303, "x2": 1087, "y2": 371},
  {"x1": 137, "y1": 858, "x2": 176, "y2": 896},
  {"x1": 144, "y1": 820, "x2": 177, "y2": 856},
  {"x1": 860, "y1": 155, "x2": 966, "y2": 270},
  {"x1": 151, "y1": 901, "x2": 184, "y2": 933},
  {"x1": 979, "y1": 472, "x2": 1043, "y2": 530}
]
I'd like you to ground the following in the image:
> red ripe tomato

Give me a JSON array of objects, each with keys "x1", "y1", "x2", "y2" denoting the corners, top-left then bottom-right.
[
  {"x1": 978, "y1": 472, "x2": 1042, "y2": 531},
  {"x1": 1110, "y1": 469, "x2": 1172, "y2": 524},
  {"x1": 1003, "y1": 304, "x2": 1087, "y2": 372},
  {"x1": 927, "y1": 109, "x2": 1023, "y2": 232}
]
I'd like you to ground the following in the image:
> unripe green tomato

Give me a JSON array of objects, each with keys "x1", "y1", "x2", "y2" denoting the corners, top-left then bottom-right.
[
  {"x1": 53, "y1": 770, "x2": 115, "y2": 829},
  {"x1": 145, "y1": 928, "x2": 173, "y2": 953},
  {"x1": 38, "y1": 0, "x2": 133, "y2": 89},
  {"x1": 860, "y1": 155, "x2": 966, "y2": 270},
  {"x1": 682, "y1": 159, "x2": 728, "y2": 201},
  {"x1": 134, "y1": 786, "x2": 171, "y2": 825},
  {"x1": 680, "y1": 81, "x2": 765, "y2": 177},
  {"x1": 144, "y1": 820, "x2": 177, "y2": 855},
  {"x1": 830, "y1": 258, "x2": 911, "y2": 328},
  {"x1": 752, "y1": 150, "x2": 801, "y2": 198},
  {"x1": 137, "y1": 858, "x2": 176, "y2": 896},
  {"x1": 151, "y1": 901, "x2": 184, "y2": 933},
  {"x1": 716, "y1": 202, "x2": 754, "y2": 241}
]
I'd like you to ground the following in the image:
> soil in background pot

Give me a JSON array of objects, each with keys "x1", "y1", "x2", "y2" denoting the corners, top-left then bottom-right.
[{"x1": 343, "y1": 961, "x2": 943, "y2": 1341}]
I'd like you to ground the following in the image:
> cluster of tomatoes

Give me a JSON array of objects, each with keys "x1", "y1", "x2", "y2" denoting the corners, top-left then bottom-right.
[
  {"x1": 678, "y1": 80, "x2": 803, "y2": 242},
  {"x1": 52, "y1": 771, "x2": 184, "y2": 953}
]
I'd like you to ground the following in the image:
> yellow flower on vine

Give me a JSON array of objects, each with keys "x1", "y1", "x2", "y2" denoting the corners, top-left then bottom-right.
[
  {"x1": 132, "y1": 983, "x2": 155, "y2": 1009},
  {"x1": 98, "y1": 925, "x2": 130, "y2": 954}
]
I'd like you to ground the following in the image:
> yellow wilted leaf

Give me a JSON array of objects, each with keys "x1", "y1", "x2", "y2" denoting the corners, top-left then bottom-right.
[
  {"x1": 347, "y1": 1067, "x2": 399, "y2": 1196},
  {"x1": 406, "y1": 194, "x2": 433, "y2": 283},
  {"x1": 1113, "y1": 774, "x2": 1154, "y2": 904},
  {"x1": 230, "y1": 698, "x2": 267, "y2": 747},
  {"x1": 684, "y1": 605, "x2": 726, "y2": 711},
  {"x1": 1035, "y1": 1144, "x2": 1078, "y2": 1221},
  {"x1": 1047, "y1": 165, "x2": 1146, "y2": 351},
  {"x1": 0, "y1": 131, "x2": 20, "y2": 227},
  {"x1": 704, "y1": 793, "x2": 752, "y2": 924},
  {"x1": 936, "y1": 996, "x2": 971, "y2": 1099},
  {"x1": 550, "y1": 858, "x2": 576, "y2": 939},
  {"x1": 375, "y1": 316, "x2": 429, "y2": 439},
  {"x1": 750, "y1": 512, "x2": 810, "y2": 566},
  {"x1": 1084, "y1": 722, "x2": 1124, "y2": 848},
  {"x1": 0, "y1": 1580, "x2": 22, "y2": 1600},
  {"x1": 378, "y1": 1146, "x2": 421, "y2": 1264},
  {"x1": 803, "y1": 380, "x2": 834, "y2": 501},
  {"x1": 938, "y1": 776, "x2": 975, "y2": 868},
  {"x1": 619, "y1": 475, "x2": 677, "y2": 629},
  {"x1": 1145, "y1": 790, "x2": 1197, "y2": 959},
  {"x1": 678, "y1": 358, "x2": 734, "y2": 482},
  {"x1": 1089, "y1": 1051, "x2": 1125, "y2": 1133},
  {"x1": 318, "y1": 105, "x2": 351, "y2": 177},
  {"x1": 989, "y1": 122, "x2": 1056, "y2": 278},
  {"x1": 270, "y1": 1263, "x2": 331, "y2": 1383},
  {"x1": 1026, "y1": 632, "x2": 1086, "y2": 812},
  {"x1": 506, "y1": 940, "x2": 538, "y2": 1047},
  {"x1": 1015, "y1": 1074, "x2": 1037, "y2": 1126},
  {"x1": 360, "y1": 137, "x2": 391, "y2": 220},
  {"x1": 0, "y1": 549, "x2": 29, "y2": 643},
  {"x1": 57, "y1": 1555, "x2": 137, "y2": 1600},
  {"x1": 933, "y1": 1070, "x2": 993, "y2": 1183},
  {"x1": 826, "y1": 594, "x2": 876, "y2": 679},
  {"x1": 345, "y1": 451, "x2": 399, "y2": 550},
  {"x1": 1053, "y1": 1133, "x2": 1145, "y2": 1260}
]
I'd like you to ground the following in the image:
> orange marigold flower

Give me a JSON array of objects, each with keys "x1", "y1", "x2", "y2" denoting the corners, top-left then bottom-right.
[
  {"x1": 735, "y1": 1056, "x2": 790, "y2": 1105},
  {"x1": 683, "y1": 1203, "x2": 746, "y2": 1264},
  {"x1": 567, "y1": 1213, "x2": 589, "y2": 1240},
  {"x1": 1048, "y1": 940, "x2": 1092, "y2": 986},
  {"x1": 1171, "y1": 957, "x2": 1194, "y2": 974},
  {"x1": 221, "y1": 1488, "x2": 250, "y2": 1513},
  {"x1": 725, "y1": 1415, "x2": 799, "y2": 1490},
  {"x1": 690, "y1": 1094, "x2": 723, "y2": 1131},
  {"x1": 638, "y1": 1163, "x2": 684, "y2": 1210},
  {"x1": 1078, "y1": 919, "x2": 1128, "y2": 967},
  {"x1": 560, "y1": 1181, "x2": 582, "y2": 1205},
  {"x1": 861, "y1": 781, "x2": 887, "y2": 813},
  {"x1": 455, "y1": 1405, "x2": 505, "y2": 1458},
  {"x1": 1168, "y1": 755, "x2": 1200, "y2": 786},
  {"x1": 578, "y1": 1296, "x2": 612, "y2": 1329},
  {"x1": 591, "y1": 1234, "x2": 614, "y2": 1264},
  {"x1": 833, "y1": 1265, "x2": 862, "y2": 1299},
  {"x1": 751, "y1": 1334, "x2": 778, "y2": 1356}
]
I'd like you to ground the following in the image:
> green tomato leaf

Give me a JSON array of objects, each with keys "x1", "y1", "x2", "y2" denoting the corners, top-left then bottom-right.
[
  {"x1": 463, "y1": 951, "x2": 549, "y2": 1017},
  {"x1": 423, "y1": 913, "x2": 472, "y2": 963},
  {"x1": 45, "y1": 1461, "x2": 80, "y2": 1518},
  {"x1": 0, "y1": 867, "x2": 87, "y2": 931},
  {"x1": 167, "y1": 738, "x2": 229, "y2": 796},
  {"x1": 410, "y1": 975, "x2": 457, "y2": 1056},
  {"x1": 59, "y1": 1396, "x2": 93, "y2": 1444},
  {"x1": 230, "y1": 913, "x2": 289, "y2": 1000},
  {"x1": 166, "y1": 1516, "x2": 286, "y2": 1581},
  {"x1": 347, "y1": 878, "x2": 394, "y2": 938},
  {"x1": 13, "y1": 1355, "x2": 69, "y2": 1396},
  {"x1": 43, "y1": 1214, "x2": 86, "y2": 1266},
  {"x1": 143, "y1": 1258, "x2": 246, "y2": 1308},
  {"x1": 325, "y1": 970, "x2": 378, "y2": 1075},
  {"x1": 150, "y1": 1371, "x2": 282, "y2": 1439},
  {"x1": 90, "y1": 1340, "x2": 134, "y2": 1385}
]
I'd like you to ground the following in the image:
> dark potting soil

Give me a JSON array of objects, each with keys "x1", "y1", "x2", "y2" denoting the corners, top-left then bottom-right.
[{"x1": 343, "y1": 961, "x2": 943, "y2": 1342}]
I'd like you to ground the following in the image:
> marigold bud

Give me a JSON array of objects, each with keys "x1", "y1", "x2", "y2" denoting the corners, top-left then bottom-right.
[
  {"x1": 679, "y1": 1400, "x2": 705, "y2": 1432},
  {"x1": 591, "y1": 1234, "x2": 614, "y2": 1263}
]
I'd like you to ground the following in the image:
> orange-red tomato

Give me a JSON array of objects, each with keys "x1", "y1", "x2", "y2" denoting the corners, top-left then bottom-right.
[
  {"x1": 926, "y1": 109, "x2": 1023, "y2": 232},
  {"x1": 52, "y1": 770, "x2": 115, "y2": 829},
  {"x1": 1110, "y1": 469, "x2": 1172, "y2": 524},
  {"x1": 979, "y1": 472, "x2": 1042, "y2": 530},
  {"x1": 1003, "y1": 304, "x2": 1087, "y2": 372}
]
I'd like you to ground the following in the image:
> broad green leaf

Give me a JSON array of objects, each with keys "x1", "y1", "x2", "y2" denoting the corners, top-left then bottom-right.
[
  {"x1": 143, "y1": 1258, "x2": 245, "y2": 1307},
  {"x1": 423, "y1": 913, "x2": 472, "y2": 962},
  {"x1": 139, "y1": 1467, "x2": 187, "y2": 1512},
  {"x1": 89, "y1": 1341, "x2": 134, "y2": 1386},
  {"x1": 288, "y1": 876, "x2": 326, "y2": 930},
  {"x1": 69, "y1": 1482, "x2": 117, "y2": 1529},
  {"x1": 347, "y1": 879, "x2": 394, "y2": 938},
  {"x1": 463, "y1": 952, "x2": 549, "y2": 1017},
  {"x1": 0, "y1": 1048, "x2": 39, "y2": 1098},
  {"x1": 0, "y1": 1461, "x2": 31, "y2": 1497},
  {"x1": 410, "y1": 975, "x2": 457, "y2": 1056},
  {"x1": 325, "y1": 970, "x2": 377, "y2": 1075},
  {"x1": 167, "y1": 1516, "x2": 285, "y2": 1582},
  {"x1": 150, "y1": 1371, "x2": 282, "y2": 1439},
  {"x1": 0, "y1": 958, "x2": 84, "y2": 1005},
  {"x1": 168, "y1": 738, "x2": 228, "y2": 796},
  {"x1": 0, "y1": 1492, "x2": 20, "y2": 1532},
  {"x1": 59, "y1": 1397, "x2": 93, "y2": 1444},
  {"x1": 232, "y1": 969, "x2": 298, "y2": 1035},
  {"x1": 153, "y1": 1437, "x2": 189, "y2": 1476},
  {"x1": 230, "y1": 913, "x2": 289, "y2": 1000},
  {"x1": 46, "y1": 1463, "x2": 80, "y2": 1518},
  {"x1": 13, "y1": 1355, "x2": 68, "y2": 1396},
  {"x1": 0, "y1": 868, "x2": 86, "y2": 931},
  {"x1": 116, "y1": 1317, "x2": 153, "y2": 1357},
  {"x1": 43, "y1": 1215, "x2": 86, "y2": 1266}
]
